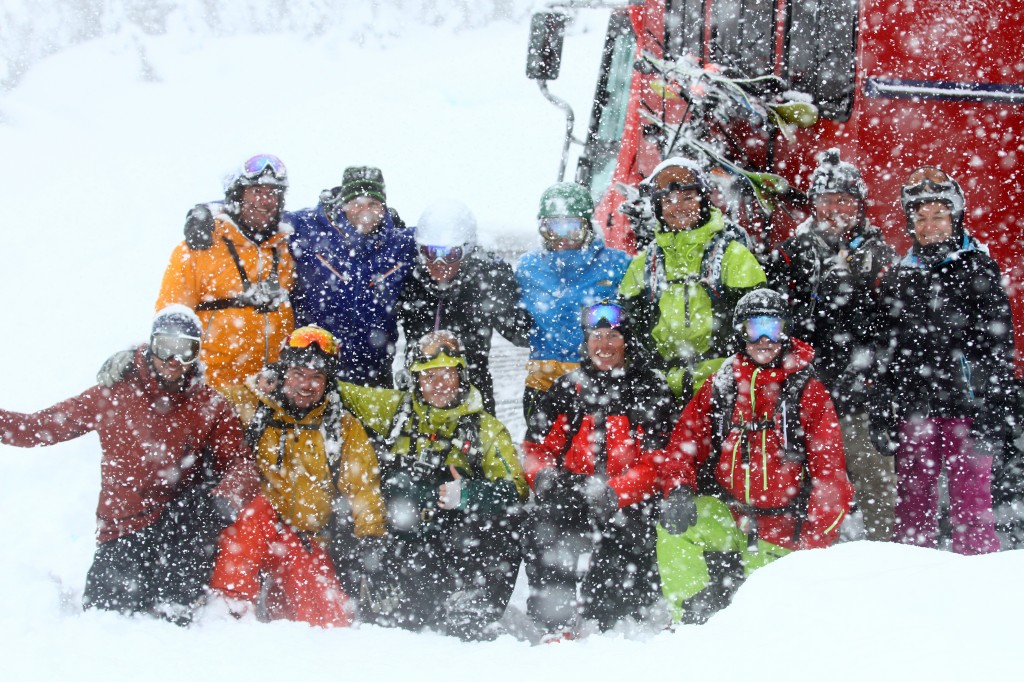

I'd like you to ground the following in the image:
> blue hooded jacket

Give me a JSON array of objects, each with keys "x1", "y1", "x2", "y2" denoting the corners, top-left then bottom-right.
[
  {"x1": 516, "y1": 241, "x2": 631, "y2": 362},
  {"x1": 288, "y1": 202, "x2": 416, "y2": 386}
]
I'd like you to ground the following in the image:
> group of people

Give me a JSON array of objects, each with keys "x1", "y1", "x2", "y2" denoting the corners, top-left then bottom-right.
[{"x1": 0, "y1": 148, "x2": 1016, "y2": 639}]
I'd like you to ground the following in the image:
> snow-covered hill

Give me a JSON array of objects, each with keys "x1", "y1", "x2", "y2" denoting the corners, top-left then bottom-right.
[{"x1": 1, "y1": 9, "x2": 1023, "y2": 681}]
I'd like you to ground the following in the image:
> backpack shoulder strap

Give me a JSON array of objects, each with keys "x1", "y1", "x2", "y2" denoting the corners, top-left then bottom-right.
[
  {"x1": 778, "y1": 365, "x2": 816, "y2": 465},
  {"x1": 700, "y1": 222, "x2": 750, "y2": 299},
  {"x1": 699, "y1": 359, "x2": 738, "y2": 495}
]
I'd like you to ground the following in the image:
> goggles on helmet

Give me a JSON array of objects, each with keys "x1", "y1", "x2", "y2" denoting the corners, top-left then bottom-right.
[
  {"x1": 411, "y1": 333, "x2": 467, "y2": 373},
  {"x1": 583, "y1": 302, "x2": 626, "y2": 330},
  {"x1": 420, "y1": 245, "x2": 464, "y2": 265},
  {"x1": 743, "y1": 316, "x2": 787, "y2": 344},
  {"x1": 288, "y1": 326, "x2": 339, "y2": 355},
  {"x1": 151, "y1": 334, "x2": 200, "y2": 364},
  {"x1": 240, "y1": 154, "x2": 288, "y2": 186},
  {"x1": 539, "y1": 216, "x2": 587, "y2": 242}
]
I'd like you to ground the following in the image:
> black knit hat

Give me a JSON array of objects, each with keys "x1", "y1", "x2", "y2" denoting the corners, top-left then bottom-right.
[{"x1": 339, "y1": 166, "x2": 386, "y2": 204}]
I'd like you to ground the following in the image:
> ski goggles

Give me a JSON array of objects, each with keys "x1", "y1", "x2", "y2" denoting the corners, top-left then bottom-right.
[
  {"x1": 151, "y1": 335, "x2": 200, "y2": 364},
  {"x1": 412, "y1": 334, "x2": 467, "y2": 371},
  {"x1": 743, "y1": 316, "x2": 787, "y2": 344},
  {"x1": 287, "y1": 326, "x2": 339, "y2": 355},
  {"x1": 582, "y1": 302, "x2": 626, "y2": 330},
  {"x1": 419, "y1": 245, "x2": 464, "y2": 265},
  {"x1": 539, "y1": 216, "x2": 587, "y2": 241},
  {"x1": 902, "y1": 167, "x2": 955, "y2": 197},
  {"x1": 241, "y1": 154, "x2": 288, "y2": 184}
]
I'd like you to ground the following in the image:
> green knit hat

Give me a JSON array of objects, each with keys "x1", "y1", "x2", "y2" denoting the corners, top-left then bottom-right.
[{"x1": 339, "y1": 165, "x2": 387, "y2": 204}]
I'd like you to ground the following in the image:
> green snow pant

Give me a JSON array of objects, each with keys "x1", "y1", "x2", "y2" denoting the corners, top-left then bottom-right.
[{"x1": 656, "y1": 496, "x2": 791, "y2": 622}]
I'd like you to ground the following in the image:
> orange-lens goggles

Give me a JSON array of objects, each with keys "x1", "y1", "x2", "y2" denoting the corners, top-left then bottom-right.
[{"x1": 288, "y1": 326, "x2": 339, "y2": 355}]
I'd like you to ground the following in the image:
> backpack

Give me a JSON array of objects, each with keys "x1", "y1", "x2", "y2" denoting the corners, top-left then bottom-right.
[{"x1": 381, "y1": 393, "x2": 486, "y2": 481}]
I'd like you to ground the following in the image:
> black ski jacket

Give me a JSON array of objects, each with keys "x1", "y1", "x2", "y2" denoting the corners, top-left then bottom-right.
[{"x1": 397, "y1": 249, "x2": 531, "y2": 413}]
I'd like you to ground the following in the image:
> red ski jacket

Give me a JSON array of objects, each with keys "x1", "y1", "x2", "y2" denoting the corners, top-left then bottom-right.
[
  {"x1": 0, "y1": 347, "x2": 259, "y2": 543},
  {"x1": 664, "y1": 338, "x2": 853, "y2": 549}
]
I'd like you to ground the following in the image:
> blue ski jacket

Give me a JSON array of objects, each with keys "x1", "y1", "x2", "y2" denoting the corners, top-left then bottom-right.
[
  {"x1": 288, "y1": 203, "x2": 416, "y2": 386},
  {"x1": 516, "y1": 242, "x2": 631, "y2": 362}
]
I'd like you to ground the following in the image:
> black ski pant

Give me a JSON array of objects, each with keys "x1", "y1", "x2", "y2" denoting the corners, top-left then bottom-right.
[
  {"x1": 83, "y1": 485, "x2": 227, "y2": 621},
  {"x1": 523, "y1": 500, "x2": 660, "y2": 632},
  {"x1": 378, "y1": 510, "x2": 520, "y2": 638}
]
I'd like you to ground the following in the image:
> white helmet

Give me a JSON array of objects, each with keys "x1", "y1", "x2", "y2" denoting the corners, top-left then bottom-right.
[{"x1": 415, "y1": 199, "x2": 478, "y2": 252}]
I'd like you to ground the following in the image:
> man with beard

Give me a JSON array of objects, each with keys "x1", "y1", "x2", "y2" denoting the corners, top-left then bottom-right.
[
  {"x1": 159, "y1": 154, "x2": 295, "y2": 390},
  {"x1": 766, "y1": 149, "x2": 897, "y2": 541},
  {"x1": 0, "y1": 307, "x2": 259, "y2": 623}
]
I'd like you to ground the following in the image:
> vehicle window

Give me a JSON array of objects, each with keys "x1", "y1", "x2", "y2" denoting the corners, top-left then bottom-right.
[
  {"x1": 709, "y1": 0, "x2": 776, "y2": 77},
  {"x1": 786, "y1": 0, "x2": 857, "y2": 120},
  {"x1": 581, "y1": 14, "x2": 637, "y2": 201},
  {"x1": 666, "y1": 0, "x2": 706, "y2": 61}
]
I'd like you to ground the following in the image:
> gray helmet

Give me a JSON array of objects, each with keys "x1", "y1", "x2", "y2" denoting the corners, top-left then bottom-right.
[
  {"x1": 900, "y1": 166, "x2": 965, "y2": 237},
  {"x1": 732, "y1": 289, "x2": 789, "y2": 331},
  {"x1": 808, "y1": 148, "x2": 867, "y2": 201}
]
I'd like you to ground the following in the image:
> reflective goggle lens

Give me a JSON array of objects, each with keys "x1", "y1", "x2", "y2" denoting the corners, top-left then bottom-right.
[
  {"x1": 583, "y1": 303, "x2": 625, "y2": 329},
  {"x1": 242, "y1": 154, "x2": 288, "y2": 181},
  {"x1": 744, "y1": 316, "x2": 786, "y2": 344},
  {"x1": 288, "y1": 326, "x2": 339, "y2": 355},
  {"x1": 539, "y1": 217, "x2": 587, "y2": 241},
  {"x1": 420, "y1": 245, "x2": 464, "y2": 264},
  {"x1": 151, "y1": 335, "x2": 200, "y2": 364}
]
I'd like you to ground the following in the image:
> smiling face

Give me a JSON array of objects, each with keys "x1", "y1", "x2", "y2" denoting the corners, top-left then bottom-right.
[
  {"x1": 281, "y1": 366, "x2": 328, "y2": 412},
  {"x1": 912, "y1": 201, "x2": 954, "y2": 246},
  {"x1": 238, "y1": 185, "x2": 284, "y2": 235},
  {"x1": 659, "y1": 188, "x2": 703, "y2": 231},
  {"x1": 342, "y1": 196, "x2": 386, "y2": 235},
  {"x1": 587, "y1": 327, "x2": 626, "y2": 371},
  {"x1": 812, "y1": 192, "x2": 861, "y2": 239},
  {"x1": 745, "y1": 337, "x2": 783, "y2": 366},
  {"x1": 417, "y1": 366, "x2": 462, "y2": 408}
]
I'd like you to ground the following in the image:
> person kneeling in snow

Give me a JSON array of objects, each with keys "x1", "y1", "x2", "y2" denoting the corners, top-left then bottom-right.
[
  {"x1": 0, "y1": 306, "x2": 260, "y2": 623},
  {"x1": 521, "y1": 301, "x2": 676, "y2": 639},
  {"x1": 338, "y1": 330, "x2": 529, "y2": 641},
  {"x1": 657, "y1": 289, "x2": 853, "y2": 623},
  {"x1": 210, "y1": 326, "x2": 386, "y2": 627}
]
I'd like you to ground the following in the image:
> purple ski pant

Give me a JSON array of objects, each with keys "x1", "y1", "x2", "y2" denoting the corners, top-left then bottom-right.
[{"x1": 893, "y1": 417, "x2": 1000, "y2": 555}]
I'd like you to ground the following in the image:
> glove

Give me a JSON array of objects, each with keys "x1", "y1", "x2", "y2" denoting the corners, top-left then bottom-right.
[
  {"x1": 438, "y1": 478, "x2": 464, "y2": 510},
  {"x1": 532, "y1": 468, "x2": 588, "y2": 523},
  {"x1": 235, "y1": 279, "x2": 288, "y2": 313},
  {"x1": 869, "y1": 422, "x2": 899, "y2": 456},
  {"x1": 211, "y1": 495, "x2": 239, "y2": 525},
  {"x1": 184, "y1": 203, "x2": 216, "y2": 250},
  {"x1": 581, "y1": 476, "x2": 619, "y2": 526},
  {"x1": 660, "y1": 487, "x2": 698, "y2": 535},
  {"x1": 96, "y1": 348, "x2": 136, "y2": 387}
]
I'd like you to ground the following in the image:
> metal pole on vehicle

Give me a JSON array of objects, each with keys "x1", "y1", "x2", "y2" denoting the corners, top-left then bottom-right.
[{"x1": 537, "y1": 80, "x2": 575, "y2": 182}]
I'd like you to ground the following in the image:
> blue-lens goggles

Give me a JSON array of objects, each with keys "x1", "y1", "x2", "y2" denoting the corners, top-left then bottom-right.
[
  {"x1": 744, "y1": 316, "x2": 786, "y2": 344},
  {"x1": 420, "y1": 245, "x2": 464, "y2": 264},
  {"x1": 539, "y1": 216, "x2": 587, "y2": 240},
  {"x1": 242, "y1": 154, "x2": 288, "y2": 182},
  {"x1": 583, "y1": 303, "x2": 625, "y2": 330}
]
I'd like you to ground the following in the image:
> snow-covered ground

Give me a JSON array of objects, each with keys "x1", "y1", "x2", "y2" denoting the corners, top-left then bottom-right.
[{"x1": 2, "y1": 9, "x2": 1023, "y2": 681}]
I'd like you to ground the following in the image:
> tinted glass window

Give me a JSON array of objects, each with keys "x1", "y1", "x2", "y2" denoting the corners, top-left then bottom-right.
[
  {"x1": 787, "y1": 0, "x2": 857, "y2": 120},
  {"x1": 709, "y1": 0, "x2": 776, "y2": 77},
  {"x1": 665, "y1": 0, "x2": 706, "y2": 61},
  {"x1": 581, "y1": 14, "x2": 637, "y2": 200}
]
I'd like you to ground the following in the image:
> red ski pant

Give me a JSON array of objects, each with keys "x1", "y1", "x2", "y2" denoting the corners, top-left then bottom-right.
[{"x1": 210, "y1": 495, "x2": 351, "y2": 627}]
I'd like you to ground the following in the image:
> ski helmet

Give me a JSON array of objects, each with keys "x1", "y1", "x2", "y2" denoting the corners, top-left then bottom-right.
[
  {"x1": 807, "y1": 148, "x2": 867, "y2": 202},
  {"x1": 279, "y1": 325, "x2": 340, "y2": 377},
  {"x1": 150, "y1": 305, "x2": 202, "y2": 365},
  {"x1": 732, "y1": 289, "x2": 789, "y2": 333},
  {"x1": 415, "y1": 199, "x2": 478, "y2": 253},
  {"x1": 224, "y1": 154, "x2": 289, "y2": 204},
  {"x1": 537, "y1": 182, "x2": 595, "y2": 249},
  {"x1": 407, "y1": 330, "x2": 470, "y2": 400},
  {"x1": 900, "y1": 166, "x2": 965, "y2": 237},
  {"x1": 648, "y1": 157, "x2": 712, "y2": 228}
]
